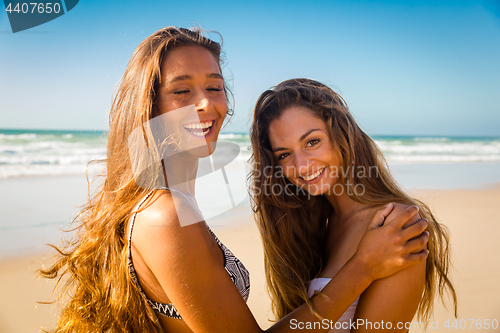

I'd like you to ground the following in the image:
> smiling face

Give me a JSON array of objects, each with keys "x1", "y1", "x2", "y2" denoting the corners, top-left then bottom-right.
[
  {"x1": 155, "y1": 44, "x2": 228, "y2": 155},
  {"x1": 269, "y1": 105, "x2": 342, "y2": 196}
]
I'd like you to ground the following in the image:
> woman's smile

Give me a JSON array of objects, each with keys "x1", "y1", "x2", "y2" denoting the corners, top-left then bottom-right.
[
  {"x1": 300, "y1": 166, "x2": 327, "y2": 183},
  {"x1": 183, "y1": 120, "x2": 215, "y2": 138}
]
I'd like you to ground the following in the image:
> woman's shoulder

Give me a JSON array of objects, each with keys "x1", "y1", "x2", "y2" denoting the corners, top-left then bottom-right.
[
  {"x1": 134, "y1": 189, "x2": 202, "y2": 228},
  {"x1": 130, "y1": 189, "x2": 210, "y2": 264},
  {"x1": 360, "y1": 202, "x2": 414, "y2": 222},
  {"x1": 135, "y1": 189, "x2": 179, "y2": 227},
  {"x1": 132, "y1": 188, "x2": 208, "y2": 242},
  {"x1": 359, "y1": 202, "x2": 420, "y2": 230},
  {"x1": 385, "y1": 202, "x2": 421, "y2": 229}
]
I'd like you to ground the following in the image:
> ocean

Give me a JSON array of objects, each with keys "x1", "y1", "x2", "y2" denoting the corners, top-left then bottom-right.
[
  {"x1": 1, "y1": 128, "x2": 500, "y2": 257},
  {"x1": 2, "y1": 129, "x2": 500, "y2": 177}
]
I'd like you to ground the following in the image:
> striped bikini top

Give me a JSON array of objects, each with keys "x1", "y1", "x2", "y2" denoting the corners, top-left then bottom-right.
[{"x1": 127, "y1": 188, "x2": 250, "y2": 319}]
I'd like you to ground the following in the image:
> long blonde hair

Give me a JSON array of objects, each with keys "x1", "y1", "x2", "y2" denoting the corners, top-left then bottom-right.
[
  {"x1": 38, "y1": 26, "x2": 232, "y2": 332},
  {"x1": 249, "y1": 78, "x2": 457, "y2": 323}
]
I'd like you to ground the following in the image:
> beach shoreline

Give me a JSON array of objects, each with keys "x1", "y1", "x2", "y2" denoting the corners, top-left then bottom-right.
[{"x1": 1, "y1": 184, "x2": 499, "y2": 332}]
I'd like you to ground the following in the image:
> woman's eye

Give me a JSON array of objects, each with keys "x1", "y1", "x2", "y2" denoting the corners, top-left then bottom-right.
[
  {"x1": 207, "y1": 87, "x2": 223, "y2": 92},
  {"x1": 307, "y1": 139, "x2": 320, "y2": 147},
  {"x1": 173, "y1": 89, "x2": 189, "y2": 95},
  {"x1": 278, "y1": 153, "x2": 290, "y2": 160}
]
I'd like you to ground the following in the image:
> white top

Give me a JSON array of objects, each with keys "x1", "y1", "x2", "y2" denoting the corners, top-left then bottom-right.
[{"x1": 308, "y1": 278, "x2": 359, "y2": 332}]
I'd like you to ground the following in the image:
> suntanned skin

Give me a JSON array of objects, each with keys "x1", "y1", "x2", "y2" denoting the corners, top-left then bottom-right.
[
  {"x1": 319, "y1": 204, "x2": 425, "y2": 333},
  {"x1": 129, "y1": 46, "x2": 429, "y2": 332},
  {"x1": 269, "y1": 106, "x2": 427, "y2": 332},
  {"x1": 131, "y1": 193, "x2": 427, "y2": 333}
]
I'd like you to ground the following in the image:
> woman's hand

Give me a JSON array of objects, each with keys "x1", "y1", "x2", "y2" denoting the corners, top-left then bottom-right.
[{"x1": 352, "y1": 203, "x2": 429, "y2": 282}]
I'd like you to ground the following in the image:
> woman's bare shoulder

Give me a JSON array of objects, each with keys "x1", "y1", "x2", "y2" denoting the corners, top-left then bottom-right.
[
  {"x1": 130, "y1": 189, "x2": 210, "y2": 266},
  {"x1": 386, "y1": 202, "x2": 421, "y2": 228},
  {"x1": 135, "y1": 190, "x2": 180, "y2": 228},
  {"x1": 131, "y1": 190, "x2": 208, "y2": 250}
]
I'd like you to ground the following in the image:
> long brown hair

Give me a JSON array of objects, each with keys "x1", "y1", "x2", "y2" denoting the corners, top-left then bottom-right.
[
  {"x1": 249, "y1": 78, "x2": 457, "y2": 322},
  {"x1": 38, "y1": 26, "x2": 232, "y2": 332}
]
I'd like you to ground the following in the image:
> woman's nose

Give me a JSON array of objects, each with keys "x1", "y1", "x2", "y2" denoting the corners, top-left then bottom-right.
[
  {"x1": 194, "y1": 91, "x2": 213, "y2": 113},
  {"x1": 295, "y1": 153, "x2": 311, "y2": 176}
]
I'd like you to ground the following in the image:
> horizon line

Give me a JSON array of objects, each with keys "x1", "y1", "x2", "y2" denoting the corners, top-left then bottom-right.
[{"x1": 1, "y1": 127, "x2": 499, "y2": 139}]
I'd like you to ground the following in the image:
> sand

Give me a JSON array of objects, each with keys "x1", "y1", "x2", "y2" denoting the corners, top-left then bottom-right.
[
  {"x1": 410, "y1": 186, "x2": 500, "y2": 332},
  {"x1": 1, "y1": 186, "x2": 499, "y2": 332}
]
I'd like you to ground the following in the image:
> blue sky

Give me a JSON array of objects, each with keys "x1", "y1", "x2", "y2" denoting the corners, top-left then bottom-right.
[{"x1": 1, "y1": 0, "x2": 499, "y2": 136}]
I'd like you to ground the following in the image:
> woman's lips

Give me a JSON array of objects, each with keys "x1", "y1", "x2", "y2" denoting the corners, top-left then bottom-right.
[
  {"x1": 183, "y1": 120, "x2": 215, "y2": 138},
  {"x1": 300, "y1": 167, "x2": 327, "y2": 183}
]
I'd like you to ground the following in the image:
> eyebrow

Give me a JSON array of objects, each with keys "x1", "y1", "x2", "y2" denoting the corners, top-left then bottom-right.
[
  {"x1": 168, "y1": 73, "x2": 223, "y2": 83},
  {"x1": 272, "y1": 128, "x2": 322, "y2": 152}
]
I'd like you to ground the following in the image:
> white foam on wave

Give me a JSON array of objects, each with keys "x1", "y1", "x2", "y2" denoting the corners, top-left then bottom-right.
[
  {"x1": 219, "y1": 133, "x2": 246, "y2": 140},
  {"x1": 387, "y1": 155, "x2": 500, "y2": 163},
  {"x1": 0, "y1": 133, "x2": 38, "y2": 140},
  {"x1": 377, "y1": 142, "x2": 500, "y2": 154},
  {"x1": 2, "y1": 132, "x2": 500, "y2": 178},
  {"x1": 375, "y1": 139, "x2": 500, "y2": 163},
  {"x1": 0, "y1": 131, "x2": 107, "y2": 178}
]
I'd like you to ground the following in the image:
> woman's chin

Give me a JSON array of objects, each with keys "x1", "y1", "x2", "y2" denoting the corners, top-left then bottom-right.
[
  {"x1": 187, "y1": 141, "x2": 217, "y2": 158},
  {"x1": 303, "y1": 183, "x2": 332, "y2": 197}
]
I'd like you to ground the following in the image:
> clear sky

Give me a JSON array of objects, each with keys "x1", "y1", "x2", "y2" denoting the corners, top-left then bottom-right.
[{"x1": 1, "y1": 0, "x2": 499, "y2": 136}]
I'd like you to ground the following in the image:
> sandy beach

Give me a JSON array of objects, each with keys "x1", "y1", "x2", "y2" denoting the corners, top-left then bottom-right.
[{"x1": 1, "y1": 185, "x2": 499, "y2": 332}]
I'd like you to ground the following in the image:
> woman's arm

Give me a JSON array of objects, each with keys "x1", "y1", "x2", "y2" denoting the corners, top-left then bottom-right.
[
  {"x1": 351, "y1": 203, "x2": 427, "y2": 332},
  {"x1": 133, "y1": 194, "x2": 428, "y2": 333}
]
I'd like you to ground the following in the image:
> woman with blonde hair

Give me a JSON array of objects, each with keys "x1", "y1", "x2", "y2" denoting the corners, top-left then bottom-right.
[
  {"x1": 250, "y1": 78, "x2": 457, "y2": 331},
  {"x1": 40, "y1": 28, "x2": 430, "y2": 332}
]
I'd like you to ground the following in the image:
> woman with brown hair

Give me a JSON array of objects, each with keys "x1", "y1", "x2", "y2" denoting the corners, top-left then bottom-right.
[
  {"x1": 250, "y1": 78, "x2": 457, "y2": 331},
  {"x1": 40, "y1": 28, "x2": 429, "y2": 332}
]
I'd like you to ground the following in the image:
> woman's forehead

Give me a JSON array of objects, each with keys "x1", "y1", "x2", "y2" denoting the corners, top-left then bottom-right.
[
  {"x1": 268, "y1": 106, "x2": 327, "y2": 148},
  {"x1": 161, "y1": 45, "x2": 221, "y2": 79}
]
